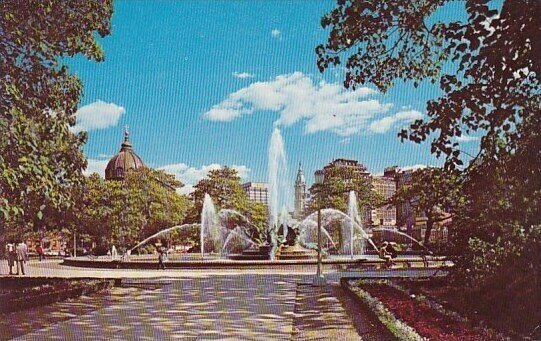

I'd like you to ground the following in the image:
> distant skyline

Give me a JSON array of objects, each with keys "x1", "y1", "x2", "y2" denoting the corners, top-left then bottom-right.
[{"x1": 70, "y1": 1, "x2": 480, "y2": 193}]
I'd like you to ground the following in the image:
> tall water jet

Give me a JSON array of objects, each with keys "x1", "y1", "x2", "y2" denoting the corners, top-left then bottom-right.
[
  {"x1": 268, "y1": 127, "x2": 288, "y2": 257},
  {"x1": 347, "y1": 190, "x2": 365, "y2": 258},
  {"x1": 201, "y1": 193, "x2": 220, "y2": 257}
]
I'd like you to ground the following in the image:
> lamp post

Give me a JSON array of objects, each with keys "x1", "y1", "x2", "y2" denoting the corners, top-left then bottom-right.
[{"x1": 312, "y1": 171, "x2": 326, "y2": 287}]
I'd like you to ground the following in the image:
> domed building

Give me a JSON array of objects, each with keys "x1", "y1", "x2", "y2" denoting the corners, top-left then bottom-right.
[{"x1": 105, "y1": 126, "x2": 146, "y2": 181}]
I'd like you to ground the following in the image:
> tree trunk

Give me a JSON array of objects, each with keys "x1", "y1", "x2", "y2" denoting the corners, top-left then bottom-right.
[{"x1": 424, "y1": 216, "x2": 434, "y2": 246}]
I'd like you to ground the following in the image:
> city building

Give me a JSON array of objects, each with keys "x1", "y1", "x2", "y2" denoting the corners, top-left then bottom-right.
[
  {"x1": 314, "y1": 158, "x2": 372, "y2": 224},
  {"x1": 105, "y1": 126, "x2": 146, "y2": 181},
  {"x1": 371, "y1": 167, "x2": 397, "y2": 226},
  {"x1": 242, "y1": 182, "x2": 269, "y2": 206},
  {"x1": 314, "y1": 158, "x2": 370, "y2": 184},
  {"x1": 294, "y1": 163, "x2": 307, "y2": 218}
]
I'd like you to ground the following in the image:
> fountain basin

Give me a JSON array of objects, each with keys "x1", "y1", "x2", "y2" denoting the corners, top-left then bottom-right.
[
  {"x1": 275, "y1": 243, "x2": 320, "y2": 260},
  {"x1": 228, "y1": 245, "x2": 271, "y2": 260},
  {"x1": 62, "y1": 254, "x2": 450, "y2": 269}
]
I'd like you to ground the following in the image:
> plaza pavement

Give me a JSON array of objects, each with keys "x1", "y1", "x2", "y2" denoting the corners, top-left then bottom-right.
[{"x1": 0, "y1": 260, "x2": 444, "y2": 340}]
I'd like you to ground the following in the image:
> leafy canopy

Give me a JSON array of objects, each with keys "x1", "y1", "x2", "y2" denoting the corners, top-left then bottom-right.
[
  {"x1": 317, "y1": 0, "x2": 540, "y2": 331},
  {"x1": 389, "y1": 167, "x2": 461, "y2": 245},
  {"x1": 73, "y1": 169, "x2": 191, "y2": 253},
  {"x1": 308, "y1": 166, "x2": 382, "y2": 217},
  {"x1": 0, "y1": 0, "x2": 114, "y2": 231},
  {"x1": 317, "y1": 0, "x2": 540, "y2": 171}
]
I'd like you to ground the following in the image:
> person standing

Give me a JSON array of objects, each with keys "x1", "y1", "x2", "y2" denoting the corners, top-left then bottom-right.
[
  {"x1": 36, "y1": 244, "x2": 45, "y2": 261},
  {"x1": 379, "y1": 241, "x2": 393, "y2": 269},
  {"x1": 157, "y1": 248, "x2": 165, "y2": 270},
  {"x1": 16, "y1": 240, "x2": 29, "y2": 275},
  {"x1": 5, "y1": 242, "x2": 16, "y2": 275}
]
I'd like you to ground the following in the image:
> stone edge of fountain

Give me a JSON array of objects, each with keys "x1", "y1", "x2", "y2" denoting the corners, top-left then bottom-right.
[{"x1": 62, "y1": 255, "x2": 449, "y2": 270}]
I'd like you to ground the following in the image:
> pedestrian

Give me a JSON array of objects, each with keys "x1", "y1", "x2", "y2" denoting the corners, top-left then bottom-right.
[
  {"x1": 5, "y1": 241, "x2": 16, "y2": 275},
  {"x1": 111, "y1": 245, "x2": 118, "y2": 260},
  {"x1": 157, "y1": 248, "x2": 165, "y2": 270},
  {"x1": 379, "y1": 241, "x2": 393, "y2": 269},
  {"x1": 36, "y1": 244, "x2": 45, "y2": 261},
  {"x1": 16, "y1": 240, "x2": 29, "y2": 275}
]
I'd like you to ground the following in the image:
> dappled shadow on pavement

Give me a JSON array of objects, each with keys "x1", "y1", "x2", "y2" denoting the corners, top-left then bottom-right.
[
  {"x1": 11, "y1": 275, "x2": 301, "y2": 340},
  {"x1": 0, "y1": 286, "x2": 146, "y2": 340},
  {"x1": 5, "y1": 274, "x2": 398, "y2": 340},
  {"x1": 291, "y1": 283, "x2": 359, "y2": 340},
  {"x1": 291, "y1": 283, "x2": 395, "y2": 341}
]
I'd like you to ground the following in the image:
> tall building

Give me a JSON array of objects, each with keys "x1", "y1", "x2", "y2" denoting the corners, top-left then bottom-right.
[
  {"x1": 314, "y1": 158, "x2": 370, "y2": 184},
  {"x1": 294, "y1": 163, "x2": 307, "y2": 218},
  {"x1": 314, "y1": 158, "x2": 371, "y2": 224},
  {"x1": 242, "y1": 182, "x2": 269, "y2": 206},
  {"x1": 371, "y1": 167, "x2": 397, "y2": 226},
  {"x1": 105, "y1": 126, "x2": 146, "y2": 181}
]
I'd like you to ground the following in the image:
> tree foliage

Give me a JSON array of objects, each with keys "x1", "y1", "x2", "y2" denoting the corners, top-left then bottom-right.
[
  {"x1": 308, "y1": 166, "x2": 381, "y2": 218},
  {"x1": 188, "y1": 167, "x2": 249, "y2": 219},
  {"x1": 73, "y1": 169, "x2": 191, "y2": 253},
  {"x1": 185, "y1": 167, "x2": 268, "y2": 248},
  {"x1": 390, "y1": 167, "x2": 461, "y2": 245},
  {"x1": 0, "y1": 0, "x2": 114, "y2": 233},
  {"x1": 317, "y1": 0, "x2": 540, "y2": 332},
  {"x1": 317, "y1": 0, "x2": 540, "y2": 171}
]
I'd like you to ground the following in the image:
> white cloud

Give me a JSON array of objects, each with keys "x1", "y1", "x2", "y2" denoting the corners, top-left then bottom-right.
[
  {"x1": 368, "y1": 110, "x2": 423, "y2": 134},
  {"x1": 271, "y1": 29, "x2": 281, "y2": 38},
  {"x1": 203, "y1": 72, "x2": 420, "y2": 136},
  {"x1": 159, "y1": 163, "x2": 250, "y2": 194},
  {"x1": 72, "y1": 100, "x2": 125, "y2": 133},
  {"x1": 233, "y1": 72, "x2": 254, "y2": 79},
  {"x1": 398, "y1": 164, "x2": 429, "y2": 172},
  {"x1": 455, "y1": 135, "x2": 479, "y2": 143},
  {"x1": 84, "y1": 158, "x2": 109, "y2": 177}
]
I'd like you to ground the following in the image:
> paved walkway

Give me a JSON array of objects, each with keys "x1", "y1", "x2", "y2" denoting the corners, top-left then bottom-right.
[
  {"x1": 0, "y1": 260, "x2": 444, "y2": 340},
  {"x1": 2, "y1": 275, "x2": 394, "y2": 341}
]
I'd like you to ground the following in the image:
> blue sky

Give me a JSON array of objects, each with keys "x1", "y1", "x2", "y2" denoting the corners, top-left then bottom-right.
[{"x1": 70, "y1": 0, "x2": 481, "y2": 193}]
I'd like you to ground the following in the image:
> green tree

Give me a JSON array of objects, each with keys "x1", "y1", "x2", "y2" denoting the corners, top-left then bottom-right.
[
  {"x1": 317, "y1": 0, "x2": 540, "y2": 171},
  {"x1": 308, "y1": 166, "x2": 381, "y2": 214},
  {"x1": 389, "y1": 167, "x2": 461, "y2": 245},
  {"x1": 243, "y1": 202, "x2": 268, "y2": 245},
  {"x1": 73, "y1": 169, "x2": 191, "y2": 253},
  {"x1": 124, "y1": 168, "x2": 191, "y2": 240},
  {"x1": 188, "y1": 167, "x2": 250, "y2": 218},
  {"x1": 307, "y1": 166, "x2": 382, "y2": 247},
  {"x1": 317, "y1": 0, "x2": 540, "y2": 332},
  {"x1": 185, "y1": 166, "x2": 268, "y2": 248},
  {"x1": 0, "y1": 0, "x2": 114, "y2": 236}
]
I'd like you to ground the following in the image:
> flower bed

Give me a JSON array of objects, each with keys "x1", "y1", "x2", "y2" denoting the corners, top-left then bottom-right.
[
  {"x1": 0, "y1": 279, "x2": 114, "y2": 314},
  {"x1": 394, "y1": 278, "x2": 532, "y2": 338},
  {"x1": 346, "y1": 279, "x2": 507, "y2": 341}
]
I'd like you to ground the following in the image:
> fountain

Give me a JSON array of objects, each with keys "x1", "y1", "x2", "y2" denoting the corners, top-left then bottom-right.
[
  {"x1": 346, "y1": 190, "x2": 365, "y2": 257},
  {"x1": 296, "y1": 208, "x2": 380, "y2": 253},
  {"x1": 201, "y1": 194, "x2": 220, "y2": 257},
  {"x1": 268, "y1": 127, "x2": 289, "y2": 258},
  {"x1": 65, "y1": 126, "x2": 442, "y2": 270},
  {"x1": 129, "y1": 223, "x2": 200, "y2": 253}
]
